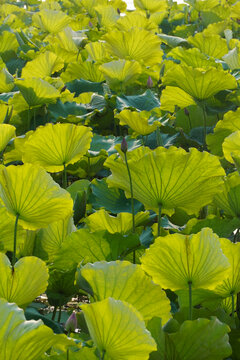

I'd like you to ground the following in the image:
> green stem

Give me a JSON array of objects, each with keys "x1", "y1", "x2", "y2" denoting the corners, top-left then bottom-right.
[
  {"x1": 156, "y1": 126, "x2": 163, "y2": 147},
  {"x1": 202, "y1": 105, "x2": 207, "y2": 150},
  {"x1": 101, "y1": 350, "x2": 106, "y2": 360},
  {"x1": 28, "y1": 107, "x2": 31, "y2": 129},
  {"x1": 157, "y1": 204, "x2": 162, "y2": 237},
  {"x1": 12, "y1": 213, "x2": 20, "y2": 269},
  {"x1": 232, "y1": 293, "x2": 235, "y2": 317},
  {"x1": 33, "y1": 108, "x2": 36, "y2": 130},
  {"x1": 58, "y1": 306, "x2": 62, "y2": 323},
  {"x1": 62, "y1": 163, "x2": 67, "y2": 189},
  {"x1": 67, "y1": 349, "x2": 69, "y2": 360},
  {"x1": 187, "y1": 114, "x2": 192, "y2": 131},
  {"x1": 188, "y1": 281, "x2": 192, "y2": 320},
  {"x1": 52, "y1": 306, "x2": 57, "y2": 321}
]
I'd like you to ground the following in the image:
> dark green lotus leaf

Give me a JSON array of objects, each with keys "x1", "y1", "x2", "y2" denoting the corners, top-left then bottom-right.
[
  {"x1": 116, "y1": 90, "x2": 160, "y2": 111},
  {"x1": 89, "y1": 134, "x2": 141, "y2": 156},
  {"x1": 66, "y1": 79, "x2": 104, "y2": 96}
]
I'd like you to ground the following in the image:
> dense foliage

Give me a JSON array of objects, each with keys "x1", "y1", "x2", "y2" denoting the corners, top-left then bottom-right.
[{"x1": 1, "y1": 0, "x2": 240, "y2": 358}]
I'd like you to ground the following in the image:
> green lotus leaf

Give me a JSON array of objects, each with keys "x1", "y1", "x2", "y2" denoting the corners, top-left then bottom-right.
[
  {"x1": 84, "y1": 209, "x2": 149, "y2": 234},
  {"x1": 0, "y1": 252, "x2": 48, "y2": 308},
  {"x1": 95, "y1": 5, "x2": 120, "y2": 28},
  {"x1": 23, "y1": 123, "x2": 92, "y2": 172},
  {"x1": 81, "y1": 298, "x2": 156, "y2": 360},
  {"x1": 222, "y1": 130, "x2": 240, "y2": 164},
  {"x1": 3, "y1": 131, "x2": 33, "y2": 164},
  {"x1": 0, "y1": 31, "x2": 18, "y2": 62},
  {"x1": 188, "y1": 32, "x2": 228, "y2": 58},
  {"x1": 103, "y1": 29, "x2": 163, "y2": 66},
  {"x1": 15, "y1": 78, "x2": 60, "y2": 108},
  {"x1": 32, "y1": 9, "x2": 71, "y2": 34},
  {"x1": 47, "y1": 28, "x2": 79, "y2": 63},
  {"x1": 85, "y1": 42, "x2": 111, "y2": 64},
  {"x1": 207, "y1": 108, "x2": 240, "y2": 156},
  {"x1": 0, "y1": 298, "x2": 73, "y2": 360},
  {"x1": 162, "y1": 64, "x2": 237, "y2": 101},
  {"x1": 0, "y1": 124, "x2": 15, "y2": 153},
  {"x1": 35, "y1": 215, "x2": 75, "y2": 261},
  {"x1": 0, "y1": 68, "x2": 14, "y2": 93},
  {"x1": 0, "y1": 164, "x2": 73, "y2": 230},
  {"x1": 21, "y1": 51, "x2": 64, "y2": 79},
  {"x1": 186, "y1": 0, "x2": 219, "y2": 11},
  {"x1": 80, "y1": 0, "x2": 106, "y2": 17},
  {"x1": 176, "y1": 288, "x2": 224, "y2": 308},
  {"x1": 214, "y1": 172, "x2": 240, "y2": 217},
  {"x1": 168, "y1": 47, "x2": 222, "y2": 69},
  {"x1": 116, "y1": 11, "x2": 157, "y2": 32},
  {"x1": 222, "y1": 47, "x2": 240, "y2": 71},
  {"x1": 115, "y1": 109, "x2": 160, "y2": 135},
  {"x1": 61, "y1": 61, "x2": 104, "y2": 83},
  {"x1": 105, "y1": 146, "x2": 225, "y2": 216},
  {"x1": 167, "y1": 317, "x2": 231, "y2": 360},
  {"x1": 79, "y1": 260, "x2": 171, "y2": 323},
  {"x1": 99, "y1": 60, "x2": 142, "y2": 92},
  {"x1": 134, "y1": 0, "x2": 168, "y2": 13},
  {"x1": 160, "y1": 86, "x2": 196, "y2": 111},
  {"x1": 231, "y1": 1, "x2": 240, "y2": 18},
  {"x1": 141, "y1": 228, "x2": 229, "y2": 290}
]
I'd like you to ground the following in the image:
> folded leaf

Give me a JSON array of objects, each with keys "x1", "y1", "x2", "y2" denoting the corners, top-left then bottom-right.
[
  {"x1": 223, "y1": 130, "x2": 240, "y2": 164},
  {"x1": 0, "y1": 68, "x2": 14, "y2": 93},
  {"x1": 0, "y1": 124, "x2": 15, "y2": 153},
  {"x1": 214, "y1": 172, "x2": 240, "y2": 217}
]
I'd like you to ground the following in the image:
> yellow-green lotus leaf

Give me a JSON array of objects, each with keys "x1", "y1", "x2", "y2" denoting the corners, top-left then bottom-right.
[
  {"x1": 80, "y1": 0, "x2": 106, "y2": 17},
  {"x1": 188, "y1": 32, "x2": 228, "y2": 58},
  {"x1": 115, "y1": 109, "x2": 160, "y2": 135},
  {"x1": 0, "y1": 298, "x2": 73, "y2": 360},
  {"x1": 162, "y1": 64, "x2": 237, "y2": 101},
  {"x1": 95, "y1": 5, "x2": 120, "y2": 29},
  {"x1": 105, "y1": 146, "x2": 225, "y2": 216},
  {"x1": 187, "y1": 0, "x2": 219, "y2": 11},
  {"x1": 0, "y1": 252, "x2": 48, "y2": 308},
  {"x1": 15, "y1": 78, "x2": 60, "y2": 108},
  {"x1": 23, "y1": 123, "x2": 92, "y2": 172},
  {"x1": 103, "y1": 29, "x2": 163, "y2": 66},
  {"x1": 80, "y1": 260, "x2": 171, "y2": 323},
  {"x1": 0, "y1": 164, "x2": 73, "y2": 230},
  {"x1": 61, "y1": 61, "x2": 104, "y2": 83},
  {"x1": 214, "y1": 171, "x2": 240, "y2": 217},
  {"x1": 3, "y1": 131, "x2": 33, "y2": 164},
  {"x1": 81, "y1": 298, "x2": 156, "y2": 360},
  {"x1": 47, "y1": 28, "x2": 79, "y2": 63},
  {"x1": 21, "y1": 51, "x2": 64, "y2": 79},
  {"x1": 0, "y1": 31, "x2": 18, "y2": 58},
  {"x1": 222, "y1": 47, "x2": 240, "y2": 71},
  {"x1": 32, "y1": 9, "x2": 71, "y2": 34},
  {"x1": 0, "y1": 68, "x2": 14, "y2": 93},
  {"x1": 215, "y1": 238, "x2": 240, "y2": 297},
  {"x1": 99, "y1": 60, "x2": 142, "y2": 92},
  {"x1": 116, "y1": 11, "x2": 157, "y2": 31},
  {"x1": 168, "y1": 47, "x2": 221, "y2": 69},
  {"x1": 231, "y1": 2, "x2": 240, "y2": 19},
  {"x1": 36, "y1": 215, "x2": 75, "y2": 261},
  {"x1": 134, "y1": 0, "x2": 168, "y2": 13},
  {"x1": 0, "y1": 124, "x2": 15, "y2": 153},
  {"x1": 141, "y1": 228, "x2": 230, "y2": 291},
  {"x1": 0, "y1": 104, "x2": 9, "y2": 124},
  {"x1": 84, "y1": 209, "x2": 149, "y2": 234},
  {"x1": 85, "y1": 42, "x2": 111, "y2": 64},
  {"x1": 160, "y1": 86, "x2": 196, "y2": 111},
  {"x1": 222, "y1": 130, "x2": 240, "y2": 164}
]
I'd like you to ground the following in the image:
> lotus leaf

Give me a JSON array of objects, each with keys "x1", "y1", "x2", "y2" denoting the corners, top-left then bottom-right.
[
  {"x1": 116, "y1": 11, "x2": 157, "y2": 32},
  {"x1": 134, "y1": 0, "x2": 168, "y2": 13},
  {"x1": 214, "y1": 172, "x2": 240, "y2": 217},
  {"x1": 222, "y1": 130, "x2": 240, "y2": 164},
  {"x1": 188, "y1": 32, "x2": 228, "y2": 58},
  {"x1": 61, "y1": 61, "x2": 104, "y2": 83},
  {"x1": 0, "y1": 31, "x2": 18, "y2": 61},
  {"x1": 0, "y1": 68, "x2": 14, "y2": 93},
  {"x1": 95, "y1": 5, "x2": 120, "y2": 28},
  {"x1": 0, "y1": 124, "x2": 15, "y2": 153},
  {"x1": 222, "y1": 47, "x2": 240, "y2": 70},
  {"x1": 168, "y1": 47, "x2": 221, "y2": 69},
  {"x1": 32, "y1": 9, "x2": 71, "y2": 34},
  {"x1": 115, "y1": 109, "x2": 160, "y2": 135},
  {"x1": 85, "y1": 42, "x2": 110, "y2": 64}
]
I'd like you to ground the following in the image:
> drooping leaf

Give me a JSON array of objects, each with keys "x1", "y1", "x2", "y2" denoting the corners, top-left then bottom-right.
[
  {"x1": 116, "y1": 89, "x2": 160, "y2": 111},
  {"x1": 0, "y1": 164, "x2": 73, "y2": 230},
  {"x1": 0, "y1": 68, "x2": 14, "y2": 93},
  {"x1": 222, "y1": 47, "x2": 240, "y2": 71},
  {"x1": 140, "y1": 228, "x2": 229, "y2": 290},
  {"x1": 22, "y1": 123, "x2": 93, "y2": 172},
  {"x1": 0, "y1": 124, "x2": 15, "y2": 152},
  {"x1": 81, "y1": 298, "x2": 157, "y2": 360},
  {"x1": 79, "y1": 260, "x2": 171, "y2": 324}
]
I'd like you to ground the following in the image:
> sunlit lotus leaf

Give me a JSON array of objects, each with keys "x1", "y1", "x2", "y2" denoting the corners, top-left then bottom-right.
[
  {"x1": 0, "y1": 206, "x2": 26, "y2": 252},
  {"x1": 222, "y1": 47, "x2": 240, "y2": 70},
  {"x1": 116, "y1": 11, "x2": 157, "y2": 31},
  {"x1": 141, "y1": 228, "x2": 229, "y2": 290},
  {"x1": 23, "y1": 123, "x2": 92, "y2": 172},
  {"x1": 162, "y1": 64, "x2": 237, "y2": 101},
  {"x1": 188, "y1": 32, "x2": 228, "y2": 58},
  {"x1": 167, "y1": 317, "x2": 231, "y2": 360},
  {"x1": 231, "y1": 2, "x2": 240, "y2": 18},
  {"x1": 207, "y1": 108, "x2": 240, "y2": 156},
  {"x1": 0, "y1": 252, "x2": 48, "y2": 308},
  {"x1": 79, "y1": 260, "x2": 171, "y2": 323},
  {"x1": 105, "y1": 146, "x2": 225, "y2": 216},
  {"x1": 35, "y1": 215, "x2": 75, "y2": 261},
  {"x1": 115, "y1": 109, "x2": 160, "y2": 135},
  {"x1": 214, "y1": 238, "x2": 240, "y2": 298},
  {"x1": 0, "y1": 31, "x2": 18, "y2": 60},
  {"x1": 21, "y1": 51, "x2": 64, "y2": 79},
  {"x1": 160, "y1": 86, "x2": 196, "y2": 111},
  {"x1": 0, "y1": 68, "x2": 14, "y2": 93},
  {"x1": 80, "y1": 0, "x2": 106, "y2": 17},
  {"x1": 99, "y1": 60, "x2": 142, "y2": 92},
  {"x1": 186, "y1": 0, "x2": 219, "y2": 11},
  {"x1": 0, "y1": 164, "x2": 73, "y2": 230},
  {"x1": 81, "y1": 298, "x2": 156, "y2": 360},
  {"x1": 32, "y1": 9, "x2": 71, "y2": 34},
  {"x1": 0, "y1": 104, "x2": 9, "y2": 124},
  {"x1": 15, "y1": 78, "x2": 60, "y2": 108},
  {"x1": 85, "y1": 42, "x2": 111, "y2": 64},
  {"x1": 61, "y1": 61, "x2": 104, "y2": 83},
  {"x1": 168, "y1": 47, "x2": 221, "y2": 69},
  {"x1": 95, "y1": 5, "x2": 120, "y2": 28},
  {"x1": 214, "y1": 171, "x2": 240, "y2": 217},
  {"x1": 222, "y1": 130, "x2": 240, "y2": 164},
  {"x1": 0, "y1": 298, "x2": 73, "y2": 360},
  {"x1": 103, "y1": 29, "x2": 163, "y2": 66},
  {"x1": 47, "y1": 28, "x2": 79, "y2": 63},
  {"x1": 0, "y1": 124, "x2": 15, "y2": 153},
  {"x1": 84, "y1": 209, "x2": 149, "y2": 234},
  {"x1": 150, "y1": 11, "x2": 167, "y2": 26},
  {"x1": 3, "y1": 131, "x2": 33, "y2": 164},
  {"x1": 134, "y1": 0, "x2": 168, "y2": 13}
]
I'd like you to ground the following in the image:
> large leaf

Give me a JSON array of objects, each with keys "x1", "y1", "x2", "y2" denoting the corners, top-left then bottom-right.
[
  {"x1": 0, "y1": 164, "x2": 73, "y2": 230},
  {"x1": 116, "y1": 11, "x2": 158, "y2": 32},
  {"x1": 105, "y1": 146, "x2": 225, "y2": 216},
  {"x1": 22, "y1": 123, "x2": 93, "y2": 172},
  {"x1": 32, "y1": 9, "x2": 71, "y2": 34},
  {"x1": 61, "y1": 61, "x2": 104, "y2": 83},
  {"x1": 168, "y1": 47, "x2": 221, "y2": 69},
  {"x1": 115, "y1": 109, "x2": 160, "y2": 135},
  {"x1": 0, "y1": 124, "x2": 15, "y2": 153},
  {"x1": 81, "y1": 298, "x2": 156, "y2": 360},
  {"x1": 0, "y1": 68, "x2": 14, "y2": 93},
  {"x1": 79, "y1": 260, "x2": 171, "y2": 324},
  {"x1": 187, "y1": 32, "x2": 228, "y2": 58},
  {"x1": 0, "y1": 298, "x2": 73, "y2": 360},
  {"x1": 222, "y1": 130, "x2": 240, "y2": 164},
  {"x1": 140, "y1": 228, "x2": 229, "y2": 290},
  {"x1": 134, "y1": 0, "x2": 168, "y2": 13},
  {"x1": 0, "y1": 253, "x2": 48, "y2": 308}
]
